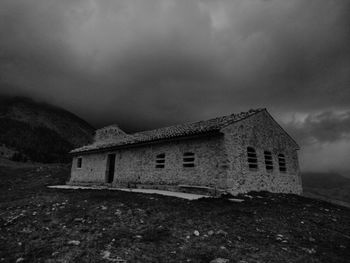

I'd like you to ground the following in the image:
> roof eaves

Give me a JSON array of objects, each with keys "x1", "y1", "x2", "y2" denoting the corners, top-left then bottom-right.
[{"x1": 70, "y1": 129, "x2": 223, "y2": 155}]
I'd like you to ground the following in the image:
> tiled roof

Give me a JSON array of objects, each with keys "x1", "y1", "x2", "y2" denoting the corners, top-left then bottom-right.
[{"x1": 71, "y1": 108, "x2": 265, "y2": 154}]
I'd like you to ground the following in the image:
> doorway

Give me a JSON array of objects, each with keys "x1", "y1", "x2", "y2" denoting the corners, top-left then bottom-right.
[{"x1": 106, "y1": 153, "x2": 116, "y2": 183}]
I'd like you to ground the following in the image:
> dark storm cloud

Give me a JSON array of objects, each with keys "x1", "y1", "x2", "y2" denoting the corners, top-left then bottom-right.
[
  {"x1": 281, "y1": 110, "x2": 350, "y2": 173},
  {"x1": 0, "y1": 0, "x2": 350, "y2": 170},
  {"x1": 285, "y1": 110, "x2": 350, "y2": 144}
]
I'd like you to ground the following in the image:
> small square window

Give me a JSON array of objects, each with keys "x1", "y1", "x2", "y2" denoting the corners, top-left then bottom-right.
[
  {"x1": 155, "y1": 153, "x2": 165, "y2": 168},
  {"x1": 183, "y1": 152, "x2": 195, "y2": 168}
]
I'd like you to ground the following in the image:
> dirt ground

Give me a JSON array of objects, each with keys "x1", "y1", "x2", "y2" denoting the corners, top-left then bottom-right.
[{"x1": 0, "y1": 163, "x2": 349, "y2": 262}]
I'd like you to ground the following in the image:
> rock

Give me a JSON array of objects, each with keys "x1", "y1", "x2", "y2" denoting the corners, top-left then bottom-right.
[
  {"x1": 16, "y1": 258, "x2": 24, "y2": 263},
  {"x1": 101, "y1": 250, "x2": 111, "y2": 259},
  {"x1": 228, "y1": 198, "x2": 244, "y2": 203},
  {"x1": 67, "y1": 240, "x2": 80, "y2": 246},
  {"x1": 193, "y1": 230, "x2": 200, "y2": 236},
  {"x1": 301, "y1": 247, "x2": 316, "y2": 254},
  {"x1": 74, "y1": 218, "x2": 84, "y2": 222},
  {"x1": 114, "y1": 210, "x2": 122, "y2": 216},
  {"x1": 210, "y1": 258, "x2": 229, "y2": 263},
  {"x1": 22, "y1": 228, "x2": 32, "y2": 234},
  {"x1": 208, "y1": 230, "x2": 214, "y2": 236},
  {"x1": 101, "y1": 205, "x2": 108, "y2": 210},
  {"x1": 216, "y1": 230, "x2": 228, "y2": 236},
  {"x1": 276, "y1": 234, "x2": 284, "y2": 241}
]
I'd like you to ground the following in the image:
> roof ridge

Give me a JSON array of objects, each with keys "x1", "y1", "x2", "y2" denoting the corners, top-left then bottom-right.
[
  {"x1": 133, "y1": 108, "x2": 265, "y2": 135},
  {"x1": 71, "y1": 108, "x2": 266, "y2": 154}
]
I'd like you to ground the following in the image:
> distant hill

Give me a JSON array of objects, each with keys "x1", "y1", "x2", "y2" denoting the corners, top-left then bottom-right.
[
  {"x1": 0, "y1": 96, "x2": 94, "y2": 163},
  {"x1": 302, "y1": 172, "x2": 350, "y2": 203}
]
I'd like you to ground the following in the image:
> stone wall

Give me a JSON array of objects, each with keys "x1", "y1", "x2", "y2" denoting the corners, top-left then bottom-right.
[
  {"x1": 70, "y1": 153, "x2": 108, "y2": 184},
  {"x1": 94, "y1": 125, "x2": 128, "y2": 142},
  {"x1": 70, "y1": 134, "x2": 229, "y2": 189},
  {"x1": 222, "y1": 110, "x2": 302, "y2": 195}
]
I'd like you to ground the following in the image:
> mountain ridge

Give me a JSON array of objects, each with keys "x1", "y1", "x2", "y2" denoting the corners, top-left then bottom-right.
[{"x1": 0, "y1": 95, "x2": 95, "y2": 163}]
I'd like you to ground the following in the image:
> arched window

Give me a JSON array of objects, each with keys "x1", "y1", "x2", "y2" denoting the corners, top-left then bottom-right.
[
  {"x1": 183, "y1": 152, "x2": 195, "y2": 167},
  {"x1": 247, "y1": 147, "x2": 258, "y2": 170},
  {"x1": 278, "y1": 154, "x2": 287, "y2": 172},
  {"x1": 264, "y1": 151, "x2": 273, "y2": 172},
  {"x1": 155, "y1": 153, "x2": 165, "y2": 168}
]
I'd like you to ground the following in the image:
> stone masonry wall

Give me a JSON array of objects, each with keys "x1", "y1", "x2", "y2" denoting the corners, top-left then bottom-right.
[
  {"x1": 70, "y1": 154, "x2": 108, "y2": 184},
  {"x1": 70, "y1": 134, "x2": 229, "y2": 189},
  {"x1": 222, "y1": 110, "x2": 302, "y2": 195}
]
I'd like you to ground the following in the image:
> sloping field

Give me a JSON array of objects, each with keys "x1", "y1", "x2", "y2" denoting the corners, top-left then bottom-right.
[{"x1": 0, "y1": 163, "x2": 349, "y2": 262}]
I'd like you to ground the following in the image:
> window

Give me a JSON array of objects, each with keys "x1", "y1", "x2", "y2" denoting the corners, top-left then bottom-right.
[
  {"x1": 264, "y1": 151, "x2": 273, "y2": 172},
  {"x1": 155, "y1": 153, "x2": 165, "y2": 168},
  {"x1": 77, "y1": 157, "x2": 82, "y2": 168},
  {"x1": 247, "y1": 147, "x2": 258, "y2": 170},
  {"x1": 278, "y1": 154, "x2": 287, "y2": 173},
  {"x1": 183, "y1": 152, "x2": 195, "y2": 167}
]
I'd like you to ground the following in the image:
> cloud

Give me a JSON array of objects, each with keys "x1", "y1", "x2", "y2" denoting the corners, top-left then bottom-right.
[
  {"x1": 285, "y1": 110, "x2": 350, "y2": 144},
  {"x1": 300, "y1": 139, "x2": 350, "y2": 173},
  {"x1": 0, "y1": 0, "x2": 349, "y2": 170},
  {"x1": 282, "y1": 110, "x2": 350, "y2": 173}
]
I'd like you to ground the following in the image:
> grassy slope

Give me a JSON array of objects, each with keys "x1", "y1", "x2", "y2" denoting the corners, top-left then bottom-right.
[
  {"x1": 302, "y1": 172, "x2": 350, "y2": 203},
  {"x1": 0, "y1": 165, "x2": 349, "y2": 263},
  {"x1": 0, "y1": 118, "x2": 73, "y2": 163}
]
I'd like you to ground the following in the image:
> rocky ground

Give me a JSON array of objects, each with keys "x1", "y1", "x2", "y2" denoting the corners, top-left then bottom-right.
[{"x1": 0, "y1": 163, "x2": 349, "y2": 263}]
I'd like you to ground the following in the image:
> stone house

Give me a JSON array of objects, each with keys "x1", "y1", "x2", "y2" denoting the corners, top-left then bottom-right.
[{"x1": 69, "y1": 109, "x2": 302, "y2": 195}]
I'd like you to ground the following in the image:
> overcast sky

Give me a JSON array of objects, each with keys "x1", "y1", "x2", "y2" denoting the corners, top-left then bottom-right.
[{"x1": 0, "y1": 0, "x2": 349, "y2": 174}]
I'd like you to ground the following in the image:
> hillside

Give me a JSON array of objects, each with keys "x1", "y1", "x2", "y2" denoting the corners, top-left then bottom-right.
[
  {"x1": 302, "y1": 172, "x2": 350, "y2": 204},
  {"x1": 0, "y1": 96, "x2": 94, "y2": 163},
  {"x1": 0, "y1": 163, "x2": 349, "y2": 263}
]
